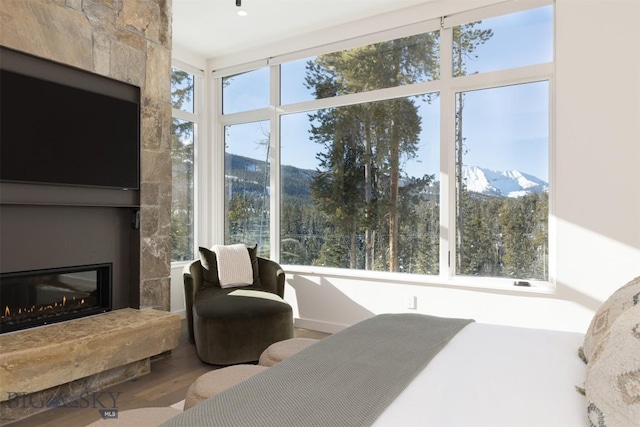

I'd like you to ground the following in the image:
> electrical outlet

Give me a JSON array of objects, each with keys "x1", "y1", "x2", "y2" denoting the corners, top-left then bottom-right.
[{"x1": 405, "y1": 295, "x2": 417, "y2": 310}]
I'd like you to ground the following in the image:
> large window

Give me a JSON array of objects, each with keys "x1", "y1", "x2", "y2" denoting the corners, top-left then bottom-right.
[
  {"x1": 280, "y1": 96, "x2": 440, "y2": 273},
  {"x1": 171, "y1": 66, "x2": 198, "y2": 261},
  {"x1": 217, "y1": 2, "x2": 553, "y2": 284},
  {"x1": 450, "y1": 5, "x2": 552, "y2": 282},
  {"x1": 224, "y1": 121, "x2": 271, "y2": 257},
  {"x1": 455, "y1": 82, "x2": 549, "y2": 280}
]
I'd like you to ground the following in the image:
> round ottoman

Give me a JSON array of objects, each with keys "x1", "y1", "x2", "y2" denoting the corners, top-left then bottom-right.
[
  {"x1": 183, "y1": 364, "x2": 268, "y2": 410},
  {"x1": 258, "y1": 337, "x2": 319, "y2": 367},
  {"x1": 86, "y1": 407, "x2": 181, "y2": 426}
]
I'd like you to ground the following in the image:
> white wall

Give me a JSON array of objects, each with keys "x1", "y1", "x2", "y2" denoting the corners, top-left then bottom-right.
[
  {"x1": 552, "y1": 0, "x2": 640, "y2": 321},
  {"x1": 171, "y1": 0, "x2": 640, "y2": 333}
]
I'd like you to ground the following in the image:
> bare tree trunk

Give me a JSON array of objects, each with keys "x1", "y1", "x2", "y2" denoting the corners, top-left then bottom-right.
[
  {"x1": 364, "y1": 118, "x2": 374, "y2": 270},
  {"x1": 350, "y1": 225, "x2": 357, "y2": 269},
  {"x1": 389, "y1": 117, "x2": 400, "y2": 272}
]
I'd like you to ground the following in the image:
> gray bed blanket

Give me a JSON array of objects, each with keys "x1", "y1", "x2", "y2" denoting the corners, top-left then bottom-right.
[{"x1": 162, "y1": 313, "x2": 474, "y2": 427}]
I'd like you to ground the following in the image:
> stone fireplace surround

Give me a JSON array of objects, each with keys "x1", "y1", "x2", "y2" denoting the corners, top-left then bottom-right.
[
  {"x1": 0, "y1": 0, "x2": 175, "y2": 423},
  {"x1": 0, "y1": 309, "x2": 181, "y2": 424},
  {"x1": 0, "y1": 0, "x2": 175, "y2": 311}
]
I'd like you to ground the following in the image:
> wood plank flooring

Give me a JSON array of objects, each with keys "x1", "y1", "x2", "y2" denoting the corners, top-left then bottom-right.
[{"x1": 6, "y1": 320, "x2": 329, "y2": 427}]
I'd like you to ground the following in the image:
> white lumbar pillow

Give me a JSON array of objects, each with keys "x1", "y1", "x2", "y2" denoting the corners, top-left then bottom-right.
[{"x1": 212, "y1": 244, "x2": 253, "y2": 288}]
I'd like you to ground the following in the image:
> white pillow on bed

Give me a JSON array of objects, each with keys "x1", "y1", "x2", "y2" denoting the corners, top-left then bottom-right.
[
  {"x1": 582, "y1": 275, "x2": 640, "y2": 363},
  {"x1": 585, "y1": 303, "x2": 640, "y2": 427}
]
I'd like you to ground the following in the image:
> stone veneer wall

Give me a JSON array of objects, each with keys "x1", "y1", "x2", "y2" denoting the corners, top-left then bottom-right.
[{"x1": 0, "y1": 0, "x2": 172, "y2": 310}]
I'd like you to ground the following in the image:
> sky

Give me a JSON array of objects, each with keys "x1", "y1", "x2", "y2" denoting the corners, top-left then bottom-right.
[{"x1": 223, "y1": 5, "x2": 553, "y2": 182}]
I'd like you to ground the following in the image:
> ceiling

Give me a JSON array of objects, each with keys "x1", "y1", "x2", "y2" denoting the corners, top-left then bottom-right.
[{"x1": 172, "y1": 0, "x2": 433, "y2": 60}]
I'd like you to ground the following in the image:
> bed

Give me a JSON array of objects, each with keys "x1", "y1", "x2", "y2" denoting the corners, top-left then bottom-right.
[
  {"x1": 374, "y1": 322, "x2": 587, "y2": 427},
  {"x1": 162, "y1": 276, "x2": 639, "y2": 427},
  {"x1": 161, "y1": 314, "x2": 587, "y2": 427}
]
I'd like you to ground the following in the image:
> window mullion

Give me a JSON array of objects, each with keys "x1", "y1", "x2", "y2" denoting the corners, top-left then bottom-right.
[
  {"x1": 270, "y1": 64, "x2": 281, "y2": 261},
  {"x1": 172, "y1": 109, "x2": 196, "y2": 122},
  {"x1": 278, "y1": 79, "x2": 442, "y2": 116},
  {"x1": 450, "y1": 63, "x2": 554, "y2": 93},
  {"x1": 439, "y1": 24, "x2": 456, "y2": 280},
  {"x1": 211, "y1": 75, "x2": 225, "y2": 244},
  {"x1": 218, "y1": 108, "x2": 271, "y2": 126}
]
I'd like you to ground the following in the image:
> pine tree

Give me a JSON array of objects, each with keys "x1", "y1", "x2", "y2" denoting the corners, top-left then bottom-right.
[{"x1": 305, "y1": 33, "x2": 438, "y2": 272}]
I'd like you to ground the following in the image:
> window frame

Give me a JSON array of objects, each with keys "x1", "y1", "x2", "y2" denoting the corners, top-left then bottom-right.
[{"x1": 211, "y1": 0, "x2": 555, "y2": 291}]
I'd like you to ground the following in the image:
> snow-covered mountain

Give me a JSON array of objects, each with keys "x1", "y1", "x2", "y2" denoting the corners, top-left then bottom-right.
[{"x1": 462, "y1": 166, "x2": 548, "y2": 198}]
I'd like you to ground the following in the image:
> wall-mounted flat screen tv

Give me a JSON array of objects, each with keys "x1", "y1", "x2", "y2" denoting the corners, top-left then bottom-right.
[{"x1": 0, "y1": 49, "x2": 140, "y2": 190}]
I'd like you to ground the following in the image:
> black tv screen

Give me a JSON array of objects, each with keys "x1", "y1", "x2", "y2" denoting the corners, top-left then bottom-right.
[{"x1": 0, "y1": 69, "x2": 140, "y2": 190}]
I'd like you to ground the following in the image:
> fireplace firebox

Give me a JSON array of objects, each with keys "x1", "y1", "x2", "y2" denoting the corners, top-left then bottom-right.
[{"x1": 0, "y1": 263, "x2": 112, "y2": 334}]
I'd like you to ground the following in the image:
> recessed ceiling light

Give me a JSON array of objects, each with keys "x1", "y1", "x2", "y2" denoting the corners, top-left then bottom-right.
[{"x1": 237, "y1": 10, "x2": 248, "y2": 16}]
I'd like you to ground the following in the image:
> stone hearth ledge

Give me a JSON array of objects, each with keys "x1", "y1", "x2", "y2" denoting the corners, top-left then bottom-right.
[{"x1": 0, "y1": 308, "x2": 181, "y2": 400}]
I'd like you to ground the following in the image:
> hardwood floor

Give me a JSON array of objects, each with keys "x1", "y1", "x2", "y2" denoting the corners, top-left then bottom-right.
[{"x1": 7, "y1": 320, "x2": 329, "y2": 427}]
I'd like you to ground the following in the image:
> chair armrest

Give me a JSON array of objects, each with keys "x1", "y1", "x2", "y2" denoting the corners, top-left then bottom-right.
[
  {"x1": 258, "y1": 257, "x2": 286, "y2": 298},
  {"x1": 183, "y1": 260, "x2": 203, "y2": 344}
]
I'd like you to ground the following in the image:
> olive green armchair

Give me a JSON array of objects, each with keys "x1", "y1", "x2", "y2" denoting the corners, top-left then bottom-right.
[{"x1": 183, "y1": 251, "x2": 293, "y2": 365}]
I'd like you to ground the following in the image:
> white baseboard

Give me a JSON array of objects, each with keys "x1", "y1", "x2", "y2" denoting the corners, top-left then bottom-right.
[
  {"x1": 293, "y1": 317, "x2": 348, "y2": 334},
  {"x1": 172, "y1": 309, "x2": 187, "y2": 320}
]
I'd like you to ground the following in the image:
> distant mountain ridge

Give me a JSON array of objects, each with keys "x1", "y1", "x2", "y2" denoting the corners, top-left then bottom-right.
[
  {"x1": 462, "y1": 165, "x2": 548, "y2": 198},
  {"x1": 227, "y1": 153, "x2": 548, "y2": 199}
]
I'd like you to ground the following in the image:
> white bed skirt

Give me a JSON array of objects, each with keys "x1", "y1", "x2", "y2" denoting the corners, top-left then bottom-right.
[{"x1": 374, "y1": 323, "x2": 588, "y2": 427}]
